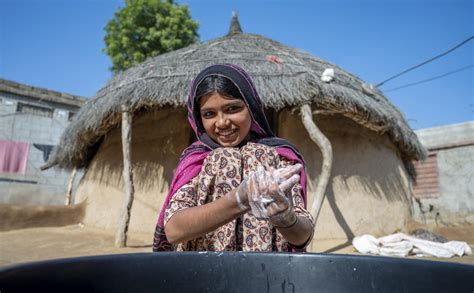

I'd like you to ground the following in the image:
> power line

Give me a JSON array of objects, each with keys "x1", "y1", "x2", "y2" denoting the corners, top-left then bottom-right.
[
  {"x1": 376, "y1": 36, "x2": 474, "y2": 87},
  {"x1": 382, "y1": 64, "x2": 473, "y2": 93}
]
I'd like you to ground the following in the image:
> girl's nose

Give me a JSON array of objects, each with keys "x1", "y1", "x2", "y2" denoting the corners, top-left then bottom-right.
[{"x1": 216, "y1": 113, "x2": 230, "y2": 128}]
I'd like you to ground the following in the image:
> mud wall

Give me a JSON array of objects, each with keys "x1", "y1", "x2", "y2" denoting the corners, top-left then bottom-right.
[
  {"x1": 279, "y1": 109, "x2": 412, "y2": 241},
  {"x1": 75, "y1": 108, "x2": 190, "y2": 234}
]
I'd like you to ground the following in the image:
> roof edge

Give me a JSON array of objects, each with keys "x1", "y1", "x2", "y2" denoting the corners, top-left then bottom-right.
[{"x1": 0, "y1": 79, "x2": 88, "y2": 108}]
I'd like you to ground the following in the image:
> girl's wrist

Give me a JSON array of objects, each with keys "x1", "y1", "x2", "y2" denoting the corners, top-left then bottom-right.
[
  {"x1": 270, "y1": 211, "x2": 297, "y2": 229},
  {"x1": 235, "y1": 190, "x2": 249, "y2": 211},
  {"x1": 229, "y1": 188, "x2": 249, "y2": 212},
  {"x1": 273, "y1": 216, "x2": 298, "y2": 229}
]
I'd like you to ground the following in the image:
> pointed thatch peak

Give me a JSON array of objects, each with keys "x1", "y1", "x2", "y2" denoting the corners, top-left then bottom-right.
[{"x1": 227, "y1": 11, "x2": 242, "y2": 36}]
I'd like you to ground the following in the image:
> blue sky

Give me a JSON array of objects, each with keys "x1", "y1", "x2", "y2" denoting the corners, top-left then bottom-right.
[{"x1": 1, "y1": 0, "x2": 472, "y2": 130}]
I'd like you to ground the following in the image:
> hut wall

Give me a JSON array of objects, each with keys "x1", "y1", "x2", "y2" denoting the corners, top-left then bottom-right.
[
  {"x1": 75, "y1": 106, "x2": 413, "y2": 241},
  {"x1": 75, "y1": 108, "x2": 190, "y2": 234},
  {"x1": 279, "y1": 109, "x2": 412, "y2": 241}
]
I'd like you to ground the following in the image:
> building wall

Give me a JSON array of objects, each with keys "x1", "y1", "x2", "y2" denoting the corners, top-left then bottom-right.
[
  {"x1": 0, "y1": 91, "x2": 82, "y2": 205},
  {"x1": 413, "y1": 121, "x2": 474, "y2": 224}
]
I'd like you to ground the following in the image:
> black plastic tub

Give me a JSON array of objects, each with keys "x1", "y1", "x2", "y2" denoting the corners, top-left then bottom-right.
[{"x1": 1, "y1": 252, "x2": 473, "y2": 292}]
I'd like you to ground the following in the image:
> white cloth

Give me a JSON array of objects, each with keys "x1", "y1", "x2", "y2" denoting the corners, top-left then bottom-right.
[
  {"x1": 320, "y1": 68, "x2": 334, "y2": 83},
  {"x1": 352, "y1": 233, "x2": 472, "y2": 258}
]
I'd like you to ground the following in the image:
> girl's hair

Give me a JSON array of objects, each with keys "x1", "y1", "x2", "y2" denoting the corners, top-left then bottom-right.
[{"x1": 195, "y1": 75, "x2": 243, "y2": 101}]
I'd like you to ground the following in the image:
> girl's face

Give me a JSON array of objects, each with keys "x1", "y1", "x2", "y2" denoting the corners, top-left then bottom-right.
[{"x1": 199, "y1": 92, "x2": 252, "y2": 147}]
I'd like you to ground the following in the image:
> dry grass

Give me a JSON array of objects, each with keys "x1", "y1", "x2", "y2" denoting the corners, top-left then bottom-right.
[{"x1": 46, "y1": 30, "x2": 426, "y2": 171}]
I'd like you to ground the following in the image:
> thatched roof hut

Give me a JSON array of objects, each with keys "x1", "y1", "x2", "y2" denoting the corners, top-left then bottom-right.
[{"x1": 46, "y1": 14, "x2": 426, "y2": 247}]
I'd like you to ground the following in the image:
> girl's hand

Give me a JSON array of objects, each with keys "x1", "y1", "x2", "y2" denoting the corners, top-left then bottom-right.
[
  {"x1": 266, "y1": 192, "x2": 297, "y2": 228},
  {"x1": 266, "y1": 165, "x2": 299, "y2": 227},
  {"x1": 273, "y1": 163, "x2": 302, "y2": 192},
  {"x1": 234, "y1": 164, "x2": 301, "y2": 219}
]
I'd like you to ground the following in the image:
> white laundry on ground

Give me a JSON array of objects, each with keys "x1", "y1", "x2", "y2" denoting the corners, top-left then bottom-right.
[{"x1": 352, "y1": 233, "x2": 472, "y2": 258}]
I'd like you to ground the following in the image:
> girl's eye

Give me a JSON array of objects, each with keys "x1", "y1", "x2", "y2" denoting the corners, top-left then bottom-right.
[
  {"x1": 227, "y1": 105, "x2": 241, "y2": 112},
  {"x1": 202, "y1": 111, "x2": 214, "y2": 118}
]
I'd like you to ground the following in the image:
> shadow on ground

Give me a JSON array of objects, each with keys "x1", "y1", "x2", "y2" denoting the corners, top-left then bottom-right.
[{"x1": 0, "y1": 203, "x2": 85, "y2": 231}]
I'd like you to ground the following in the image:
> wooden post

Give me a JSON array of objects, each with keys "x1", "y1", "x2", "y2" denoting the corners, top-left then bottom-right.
[
  {"x1": 65, "y1": 167, "x2": 77, "y2": 205},
  {"x1": 115, "y1": 105, "x2": 135, "y2": 247},
  {"x1": 300, "y1": 104, "x2": 333, "y2": 230}
]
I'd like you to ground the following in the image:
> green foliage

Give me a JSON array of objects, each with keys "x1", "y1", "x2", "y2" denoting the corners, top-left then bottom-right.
[{"x1": 104, "y1": 0, "x2": 199, "y2": 73}]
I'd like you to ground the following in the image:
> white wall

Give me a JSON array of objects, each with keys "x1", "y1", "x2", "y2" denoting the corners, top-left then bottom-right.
[{"x1": 413, "y1": 121, "x2": 474, "y2": 224}]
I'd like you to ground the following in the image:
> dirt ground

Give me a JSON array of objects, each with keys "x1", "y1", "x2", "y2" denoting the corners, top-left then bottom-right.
[
  {"x1": 0, "y1": 225, "x2": 151, "y2": 267},
  {"x1": 1, "y1": 220, "x2": 473, "y2": 267}
]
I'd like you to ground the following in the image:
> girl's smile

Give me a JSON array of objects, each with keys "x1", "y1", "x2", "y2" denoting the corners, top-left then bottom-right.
[{"x1": 199, "y1": 92, "x2": 252, "y2": 147}]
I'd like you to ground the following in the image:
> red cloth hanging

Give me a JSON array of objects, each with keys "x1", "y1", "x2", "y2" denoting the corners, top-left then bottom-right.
[{"x1": 0, "y1": 140, "x2": 30, "y2": 174}]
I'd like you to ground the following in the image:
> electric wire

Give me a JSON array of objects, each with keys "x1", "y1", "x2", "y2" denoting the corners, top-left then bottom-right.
[
  {"x1": 376, "y1": 36, "x2": 473, "y2": 87},
  {"x1": 383, "y1": 64, "x2": 473, "y2": 93}
]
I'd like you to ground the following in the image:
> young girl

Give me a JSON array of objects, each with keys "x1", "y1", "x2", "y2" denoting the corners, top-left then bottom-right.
[{"x1": 153, "y1": 64, "x2": 314, "y2": 252}]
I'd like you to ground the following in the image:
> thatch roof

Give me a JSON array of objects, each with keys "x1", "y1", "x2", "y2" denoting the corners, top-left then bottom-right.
[{"x1": 45, "y1": 14, "x2": 426, "y2": 170}]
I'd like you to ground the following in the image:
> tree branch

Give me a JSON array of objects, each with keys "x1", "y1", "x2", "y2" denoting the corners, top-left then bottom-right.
[
  {"x1": 115, "y1": 105, "x2": 135, "y2": 247},
  {"x1": 300, "y1": 104, "x2": 333, "y2": 230}
]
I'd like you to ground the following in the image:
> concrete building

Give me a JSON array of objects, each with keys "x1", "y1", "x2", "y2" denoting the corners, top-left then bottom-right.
[
  {"x1": 0, "y1": 79, "x2": 87, "y2": 205},
  {"x1": 412, "y1": 121, "x2": 474, "y2": 225}
]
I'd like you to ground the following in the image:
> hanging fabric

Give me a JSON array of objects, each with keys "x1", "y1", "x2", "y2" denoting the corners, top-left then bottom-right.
[{"x1": 0, "y1": 140, "x2": 30, "y2": 174}]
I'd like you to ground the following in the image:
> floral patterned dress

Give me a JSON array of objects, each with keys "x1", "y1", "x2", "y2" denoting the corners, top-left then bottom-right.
[{"x1": 164, "y1": 142, "x2": 314, "y2": 252}]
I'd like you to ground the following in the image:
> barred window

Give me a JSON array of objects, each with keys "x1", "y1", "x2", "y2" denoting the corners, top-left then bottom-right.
[{"x1": 16, "y1": 103, "x2": 53, "y2": 118}]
